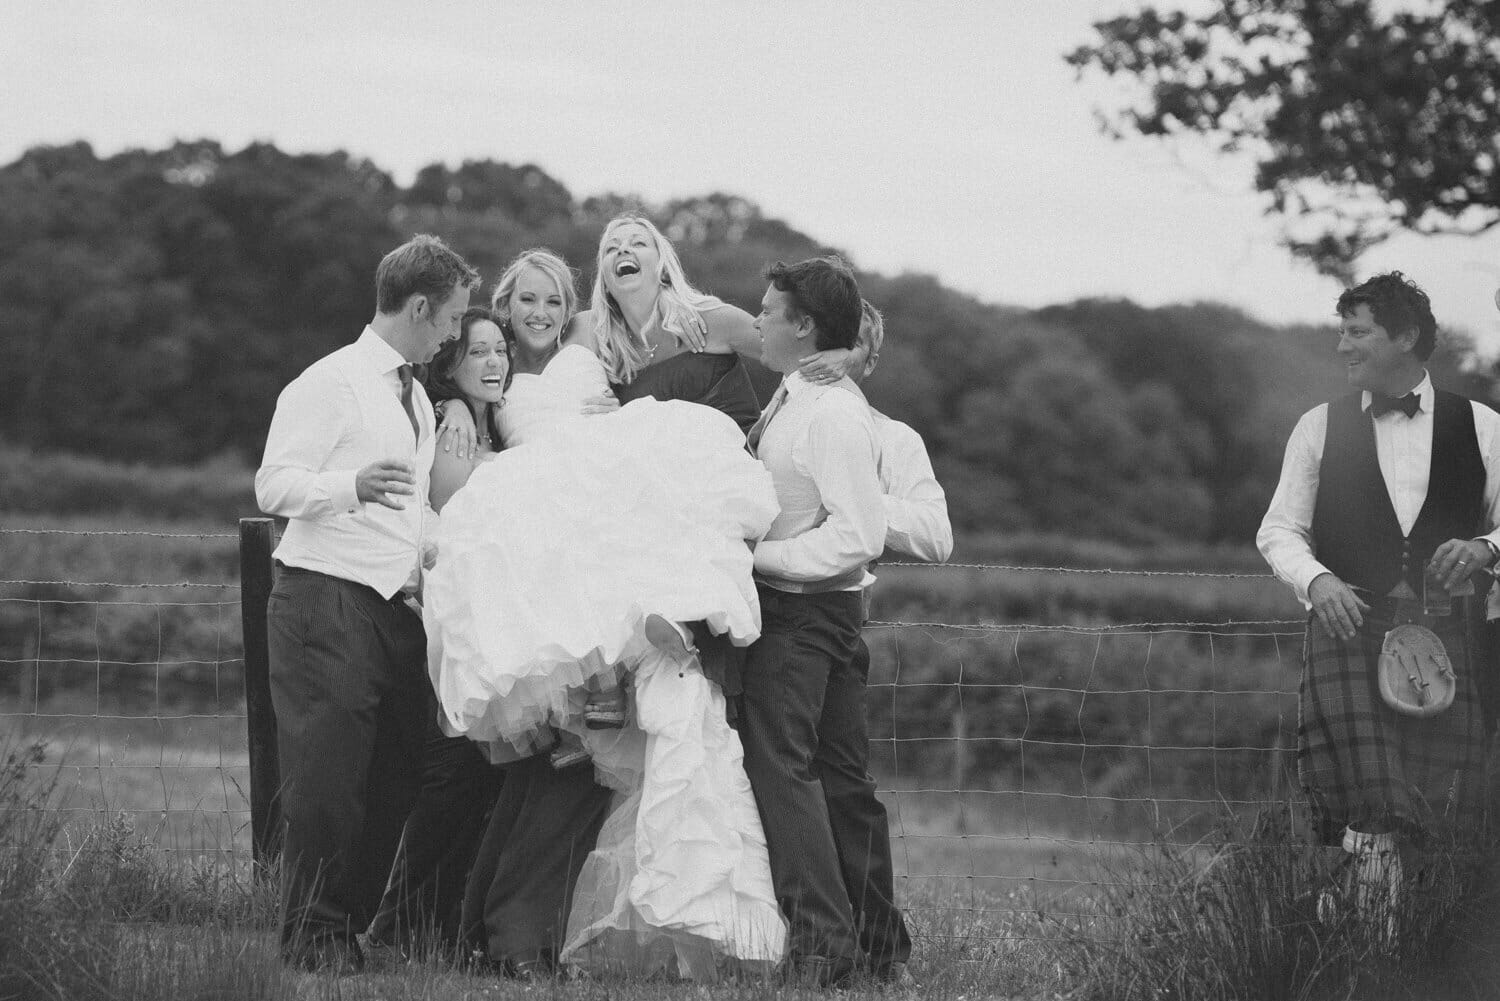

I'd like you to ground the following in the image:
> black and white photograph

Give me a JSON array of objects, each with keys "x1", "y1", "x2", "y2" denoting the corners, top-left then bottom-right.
[{"x1": 5, "y1": 2, "x2": 1500, "y2": 998}]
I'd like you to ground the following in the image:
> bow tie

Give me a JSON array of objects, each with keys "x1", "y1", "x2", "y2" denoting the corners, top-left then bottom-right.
[{"x1": 1369, "y1": 392, "x2": 1420, "y2": 419}]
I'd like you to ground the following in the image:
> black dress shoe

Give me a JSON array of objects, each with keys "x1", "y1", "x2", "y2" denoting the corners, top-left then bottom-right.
[
  {"x1": 506, "y1": 954, "x2": 558, "y2": 980},
  {"x1": 286, "y1": 936, "x2": 365, "y2": 975},
  {"x1": 873, "y1": 960, "x2": 917, "y2": 987},
  {"x1": 788, "y1": 955, "x2": 856, "y2": 988}
]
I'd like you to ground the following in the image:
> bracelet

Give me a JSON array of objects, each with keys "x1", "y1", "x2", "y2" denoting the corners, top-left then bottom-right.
[{"x1": 433, "y1": 399, "x2": 449, "y2": 423}]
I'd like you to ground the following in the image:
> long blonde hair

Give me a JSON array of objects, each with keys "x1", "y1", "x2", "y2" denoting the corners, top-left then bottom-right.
[
  {"x1": 591, "y1": 215, "x2": 721, "y2": 384},
  {"x1": 490, "y1": 249, "x2": 579, "y2": 347}
]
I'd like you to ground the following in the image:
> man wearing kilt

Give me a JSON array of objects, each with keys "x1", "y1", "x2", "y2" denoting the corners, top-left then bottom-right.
[{"x1": 1258, "y1": 272, "x2": 1500, "y2": 930}]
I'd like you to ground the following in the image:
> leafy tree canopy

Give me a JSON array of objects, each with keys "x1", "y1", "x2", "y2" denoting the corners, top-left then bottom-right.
[
  {"x1": 7, "y1": 138, "x2": 1489, "y2": 544},
  {"x1": 1068, "y1": 0, "x2": 1500, "y2": 281}
]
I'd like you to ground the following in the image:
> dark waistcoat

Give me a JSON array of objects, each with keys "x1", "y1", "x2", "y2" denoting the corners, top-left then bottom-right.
[{"x1": 1311, "y1": 390, "x2": 1484, "y2": 598}]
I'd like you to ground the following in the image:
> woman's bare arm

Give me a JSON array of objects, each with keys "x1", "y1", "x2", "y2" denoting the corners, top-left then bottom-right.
[{"x1": 701, "y1": 303, "x2": 861, "y2": 381}]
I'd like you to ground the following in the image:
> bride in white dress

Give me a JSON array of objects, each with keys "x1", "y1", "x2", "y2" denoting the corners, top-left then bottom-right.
[{"x1": 424, "y1": 245, "x2": 788, "y2": 978}]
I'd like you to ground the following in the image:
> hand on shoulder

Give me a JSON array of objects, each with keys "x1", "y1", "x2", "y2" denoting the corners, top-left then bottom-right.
[{"x1": 699, "y1": 302, "x2": 755, "y2": 356}]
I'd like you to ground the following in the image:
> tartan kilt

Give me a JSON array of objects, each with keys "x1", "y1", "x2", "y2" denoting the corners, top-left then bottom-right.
[{"x1": 1298, "y1": 605, "x2": 1487, "y2": 844}]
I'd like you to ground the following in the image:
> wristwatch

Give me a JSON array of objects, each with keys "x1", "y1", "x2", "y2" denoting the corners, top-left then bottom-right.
[{"x1": 1483, "y1": 538, "x2": 1500, "y2": 568}]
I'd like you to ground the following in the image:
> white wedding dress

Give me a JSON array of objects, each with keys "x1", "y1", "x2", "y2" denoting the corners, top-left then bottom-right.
[{"x1": 423, "y1": 342, "x2": 788, "y2": 978}]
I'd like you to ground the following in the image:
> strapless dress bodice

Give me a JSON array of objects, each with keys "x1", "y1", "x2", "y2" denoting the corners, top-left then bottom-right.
[{"x1": 499, "y1": 343, "x2": 612, "y2": 447}]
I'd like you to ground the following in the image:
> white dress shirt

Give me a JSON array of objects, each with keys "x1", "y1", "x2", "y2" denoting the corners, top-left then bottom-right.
[
  {"x1": 1256, "y1": 373, "x2": 1500, "y2": 607},
  {"x1": 752, "y1": 373, "x2": 886, "y2": 592},
  {"x1": 874, "y1": 410, "x2": 953, "y2": 563},
  {"x1": 255, "y1": 327, "x2": 438, "y2": 599}
]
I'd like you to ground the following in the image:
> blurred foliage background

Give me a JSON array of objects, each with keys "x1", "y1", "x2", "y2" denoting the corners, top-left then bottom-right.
[{"x1": 4, "y1": 138, "x2": 1498, "y2": 544}]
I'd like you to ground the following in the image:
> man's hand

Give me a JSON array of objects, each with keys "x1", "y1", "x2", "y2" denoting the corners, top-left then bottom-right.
[
  {"x1": 437, "y1": 401, "x2": 477, "y2": 459},
  {"x1": 356, "y1": 459, "x2": 416, "y2": 510},
  {"x1": 1428, "y1": 537, "x2": 1495, "y2": 592},
  {"x1": 581, "y1": 390, "x2": 620, "y2": 416},
  {"x1": 1308, "y1": 572, "x2": 1370, "y2": 642}
]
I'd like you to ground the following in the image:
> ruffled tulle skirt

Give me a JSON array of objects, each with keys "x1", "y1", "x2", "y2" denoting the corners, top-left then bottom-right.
[
  {"x1": 424, "y1": 398, "x2": 778, "y2": 751},
  {"x1": 562, "y1": 644, "x2": 788, "y2": 978}
]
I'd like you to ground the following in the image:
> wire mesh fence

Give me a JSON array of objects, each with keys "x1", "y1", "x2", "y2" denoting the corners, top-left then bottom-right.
[
  {"x1": 1, "y1": 525, "x2": 247, "y2": 857},
  {"x1": 0, "y1": 522, "x2": 1309, "y2": 933}
]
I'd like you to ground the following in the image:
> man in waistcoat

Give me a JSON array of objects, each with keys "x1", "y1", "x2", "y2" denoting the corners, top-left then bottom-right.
[
  {"x1": 1257, "y1": 271, "x2": 1500, "y2": 934},
  {"x1": 830, "y1": 300, "x2": 952, "y2": 986},
  {"x1": 741, "y1": 256, "x2": 887, "y2": 988},
  {"x1": 256, "y1": 235, "x2": 478, "y2": 972}
]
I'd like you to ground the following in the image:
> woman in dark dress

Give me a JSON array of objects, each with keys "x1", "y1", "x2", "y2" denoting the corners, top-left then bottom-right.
[{"x1": 438, "y1": 226, "x2": 863, "y2": 979}]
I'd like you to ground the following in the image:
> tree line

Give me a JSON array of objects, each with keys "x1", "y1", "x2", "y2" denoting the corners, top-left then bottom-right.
[{"x1": 3, "y1": 139, "x2": 1494, "y2": 543}]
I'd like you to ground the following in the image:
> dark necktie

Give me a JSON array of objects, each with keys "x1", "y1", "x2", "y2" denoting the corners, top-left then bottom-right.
[
  {"x1": 397, "y1": 364, "x2": 420, "y2": 442},
  {"x1": 1369, "y1": 392, "x2": 1420, "y2": 419},
  {"x1": 747, "y1": 381, "x2": 789, "y2": 456}
]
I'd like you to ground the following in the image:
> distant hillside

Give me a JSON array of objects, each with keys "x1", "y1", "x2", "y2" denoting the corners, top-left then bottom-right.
[{"x1": 4, "y1": 140, "x2": 1493, "y2": 542}]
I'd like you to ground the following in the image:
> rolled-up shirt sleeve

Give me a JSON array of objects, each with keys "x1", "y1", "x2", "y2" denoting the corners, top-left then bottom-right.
[
  {"x1": 880, "y1": 421, "x2": 953, "y2": 562},
  {"x1": 754, "y1": 408, "x2": 886, "y2": 581},
  {"x1": 1473, "y1": 402, "x2": 1500, "y2": 553},
  {"x1": 1256, "y1": 406, "x2": 1331, "y2": 608},
  {"x1": 255, "y1": 373, "x2": 362, "y2": 520}
]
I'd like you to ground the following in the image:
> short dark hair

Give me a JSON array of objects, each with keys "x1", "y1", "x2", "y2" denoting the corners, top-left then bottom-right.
[
  {"x1": 423, "y1": 306, "x2": 509, "y2": 445},
  {"x1": 1336, "y1": 271, "x2": 1437, "y2": 361},
  {"x1": 375, "y1": 234, "x2": 481, "y2": 315},
  {"x1": 764, "y1": 256, "x2": 861, "y2": 352}
]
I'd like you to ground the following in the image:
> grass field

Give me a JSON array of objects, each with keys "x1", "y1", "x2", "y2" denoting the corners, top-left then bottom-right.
[
  {"x1": 2, "y1": 509, "x2": 1311, "y2": 918},
  {"x1": 9, "y1": 509, "x2": 1500, "y2": 998}
]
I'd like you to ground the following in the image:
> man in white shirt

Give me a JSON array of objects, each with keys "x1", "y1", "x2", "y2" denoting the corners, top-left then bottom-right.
[
  {"x1": 740, "y1": 257, "x2": 886, "y2": 988},
  {"x1": 853, "y1": 300, "x2": 953, "y2": 566},
  {"x1": 817, "y1": 300, "x2": 951, "y2": 983},
  {"x1": 255, "y1": 234, "x2": 478, "y2": 972},
  {"x1": 1257, "y1": 272, "x2": 1500, "y2": 932}
]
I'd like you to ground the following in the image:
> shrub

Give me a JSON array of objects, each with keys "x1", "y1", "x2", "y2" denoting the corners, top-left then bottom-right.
[{"x1": 1056, "y1": 805, "x2": 1497, "y2": 1001}]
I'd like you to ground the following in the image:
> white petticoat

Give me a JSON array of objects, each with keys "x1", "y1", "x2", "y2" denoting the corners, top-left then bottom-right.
[
  {"x1": 424, "y1": 396, "x2": 778, "y2": 749},
  {"x1": 562, "y1": 644, "x2": 788, "y2": 978}
]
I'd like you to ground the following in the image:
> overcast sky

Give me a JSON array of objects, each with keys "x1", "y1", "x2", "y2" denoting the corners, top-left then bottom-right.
[{"x1": 8, "y1": 0, "x2": 1500, "y2": 352}]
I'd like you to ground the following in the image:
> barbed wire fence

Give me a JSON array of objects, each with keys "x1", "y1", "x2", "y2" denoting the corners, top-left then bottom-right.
[
  {"x1": 0, "y1": 520, "x2": 1310, "y2": 935},
  {"x1": 1, "y1": 525, "x2": 249, "y2": 860}
]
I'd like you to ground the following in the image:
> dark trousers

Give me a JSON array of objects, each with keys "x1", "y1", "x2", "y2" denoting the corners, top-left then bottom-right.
[
  {"x1": 267, "y1": 566, "x2": 428, "y2": 957},
  {"x1": 739, "y1": 587, "x2": 868, "y2": 963},
  {"x1": 366, "y1": 708, "x2": 503, "y2": 953},
  {"x1": 461, "y1": 753, "x2": 613, "y2": 964},
  {"x1": 839, "y1": 638, "x2": 911, "y2": 969}
]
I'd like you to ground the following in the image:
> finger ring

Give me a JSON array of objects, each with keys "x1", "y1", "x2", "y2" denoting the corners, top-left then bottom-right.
[{"x1": 1458, "y1": 561, "x2": 1468, "y2": 567}]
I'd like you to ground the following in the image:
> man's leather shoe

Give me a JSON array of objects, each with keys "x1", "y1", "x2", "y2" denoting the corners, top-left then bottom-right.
[
  {"x1": 873, "y1": 960, "x2": 916, "y2": 988},
  {"x1": 506, "y1": 954, "x2": 558, "y2": 981},
  {"x1": 789, "y1": 955, "x2": 856, "y2": 988},
  {"x1": 287, "y1": 936, "x2": 365, "y2": 975}
]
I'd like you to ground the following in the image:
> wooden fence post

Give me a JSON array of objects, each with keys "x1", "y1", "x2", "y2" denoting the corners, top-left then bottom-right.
[{"x1": 239, "y1": 517, "x2": 281, "y2": 876}]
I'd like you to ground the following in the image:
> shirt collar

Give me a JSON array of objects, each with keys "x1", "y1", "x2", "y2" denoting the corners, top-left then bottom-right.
[
  {"x1": 356, "y1": 326, "x2": 410, "y2": 377},
  {"x1": 1361, "y1": 371, "x2": 1433, "y2": 414},
  {"x1": 783, "y1": 371, "x2": 816, "y2": 397},
  {"x1": 783, "y1": 371, "x2": 866, "y2": 401}
]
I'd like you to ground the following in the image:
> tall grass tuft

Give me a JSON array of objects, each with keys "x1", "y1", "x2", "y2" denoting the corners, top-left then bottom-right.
[
  {"x1": 0, "y1": 740, "x2": 287, "y2": 1001},
  {"x1": 6, "y1": 737, "x2": 1074, "y2": 1000},
  {"x1": 1056, "y1": 805, "x2": 1496, "y2": 1001}
]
